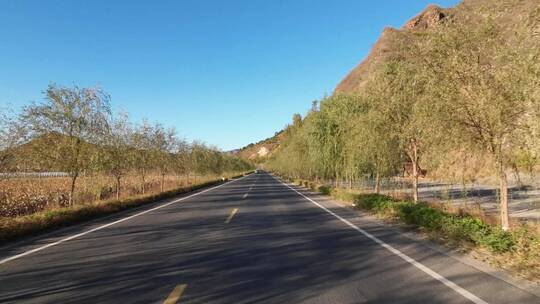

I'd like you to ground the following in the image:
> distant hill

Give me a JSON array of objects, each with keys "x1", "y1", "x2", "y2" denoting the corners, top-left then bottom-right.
[{"x1": 236, "y1": 130, "x2": 284, "y2": 163}]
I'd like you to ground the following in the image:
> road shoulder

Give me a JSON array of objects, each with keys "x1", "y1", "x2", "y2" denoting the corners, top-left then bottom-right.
[{"x1": 280, "y1": 178, "x2": 540, "y2": 299}]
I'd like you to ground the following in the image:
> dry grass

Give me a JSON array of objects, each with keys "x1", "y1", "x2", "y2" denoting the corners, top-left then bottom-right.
[
  {"x1": 0, "y1": 171, "x2": 250, "y2": 243},
  {"x1": 0, "y1": 173, "x2": 226, "y2": 217}
]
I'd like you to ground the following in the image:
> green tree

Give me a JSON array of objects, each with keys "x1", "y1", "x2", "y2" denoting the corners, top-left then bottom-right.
[
  {"x1": 0, "y1": 107, "x2": 26, "y2": 175},
  {"x1": 22, "y1": 84, "x2": 111, "y2": 205},
  {"x1": 131, "y1": 120, "x2": 155, "y2": 194},
  {"x1": 100, "y1": 112, "x2": 132, "y2": 199},
  {"x1": 151, "y1": 123, "x2": 177, "y2": 192},
  {"x1": 368, "y1": 60, "x2": 435, "y2": 202},
  {"x1": 423, "y1": 18, "x2": 540, "y2": 230}
]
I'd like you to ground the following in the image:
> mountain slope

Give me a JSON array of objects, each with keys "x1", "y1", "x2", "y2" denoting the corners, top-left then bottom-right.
[{"x1": 335, "y1": 0, "x2": 539, "y2": 93}]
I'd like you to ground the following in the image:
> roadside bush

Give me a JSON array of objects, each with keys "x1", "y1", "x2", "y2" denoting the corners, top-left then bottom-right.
[
  {"x1": 348, "y1": 193, "x2": 516, "y2": 253},
  {"x1": 289, "y1": 177, "x2": 528, "y2": 255},
  {"x1": 509, "y1": 225, "x2": 540, "y2": 277},
  {"x1": 318, "y1": 185, "x2": 331, "y2": 195}
]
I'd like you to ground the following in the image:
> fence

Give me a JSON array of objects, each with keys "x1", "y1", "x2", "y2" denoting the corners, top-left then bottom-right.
[{"x1": 314, "y1": 177, "x2": 540, "y2": 221}]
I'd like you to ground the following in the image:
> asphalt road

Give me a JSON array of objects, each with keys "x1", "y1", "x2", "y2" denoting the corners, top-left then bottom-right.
[{"x1": 0, "y1": 171, "x2": 538, "y2": 303}]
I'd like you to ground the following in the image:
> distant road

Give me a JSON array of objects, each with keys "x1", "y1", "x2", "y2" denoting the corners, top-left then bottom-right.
[{"x1": 0, "y1": 172, "x2": 538, "y2": 303}]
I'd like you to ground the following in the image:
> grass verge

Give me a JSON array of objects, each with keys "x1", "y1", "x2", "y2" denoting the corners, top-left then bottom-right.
[
  {"x1": 289, "y1": 177, "x2": 540, "y2": 281},
  {"x1": 0, "y1": 172, "x2": 252, "y2": 243}
]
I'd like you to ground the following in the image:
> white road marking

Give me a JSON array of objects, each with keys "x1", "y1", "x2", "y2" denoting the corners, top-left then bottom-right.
[
  {"x1": 271, "y1": 174, "x2": 489, "y2": 304},
  {"x1": 163, "y1": 283, "x2": 187, "y2": 304},
  {"x1": 0, "y1": 174, "x2": 252, "y2": 266},
  {"x1": 242, "y1": 175, "x2": 259, "y2": 199},
  {"x1": 225, "y1": 208, "x2": 239, "y2": 224}
]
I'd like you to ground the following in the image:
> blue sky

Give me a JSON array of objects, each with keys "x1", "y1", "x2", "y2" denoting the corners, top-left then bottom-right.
[{"x1": 0, "y1": 0, "x2": 460, "y2": 150}]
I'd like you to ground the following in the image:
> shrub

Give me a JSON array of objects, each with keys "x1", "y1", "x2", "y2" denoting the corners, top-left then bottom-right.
[
  {"x1": 346, "y1": 193, "x2": 517, "y2": 253},
  {"x1": 317, "y1": 185, "x2": 331, "y2": 195}
]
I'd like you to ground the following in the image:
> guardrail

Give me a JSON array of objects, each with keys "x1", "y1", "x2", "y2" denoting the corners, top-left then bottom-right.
[{"x1": 0, "y1": 172, "x2": 70, "y2": 178}]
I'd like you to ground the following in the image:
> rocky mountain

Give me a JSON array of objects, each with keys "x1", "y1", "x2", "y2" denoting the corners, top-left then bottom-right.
[
  {"x1": 335, "y1": 0, "x2": 539, "y2": 93},
  {"x1": 236, "y1": 130, "x2": 283, "y2": 162},
  {"x1": 335, "y1": 4, "x2": 449, "y2": 93}
]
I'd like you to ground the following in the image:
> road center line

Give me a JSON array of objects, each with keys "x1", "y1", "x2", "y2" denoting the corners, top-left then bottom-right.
[
  {"x1": 163, "y1": 284, "x2": 187, "y2": 304},
  {"x1": 271, "y1": 174, "x2": 489, "y2": 304},
  {"x1": 242, "y1": 176, "x2": 258, "y2": 199},
  {"x1": 0, "y1": 174, "x2": 251, "y2": 266},
  {"x1": 225, "y1": 208, "x2": 238, "y2": 224}
]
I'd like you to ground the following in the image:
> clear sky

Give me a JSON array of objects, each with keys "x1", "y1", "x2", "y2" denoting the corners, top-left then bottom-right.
[{"x1": 0, "y1": 0, "x2": 460, "y2": 151}]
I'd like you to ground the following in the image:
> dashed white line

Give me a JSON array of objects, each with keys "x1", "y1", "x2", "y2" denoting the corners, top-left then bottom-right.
[
  {"x1": 242, "y1": 175, "x2": 259, "y2": 199},
  {"x1": 225, "y1": 208, "x2": 239, "y2": 224},
  {"x1": 163, "y1": 283, "x2": 187, "y2": 304}
]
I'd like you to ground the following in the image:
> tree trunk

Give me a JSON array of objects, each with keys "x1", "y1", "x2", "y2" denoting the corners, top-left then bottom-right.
[
  {"x1": 498, "y1": 164, "x2": 510, "y2": 230},
  {"x1": 69, "y1": 174, "x2": 78, "y2": 206},
  {"x1": 141, "y1": 174, "x2": 146, "y2": 195},
  {"x1": 410, "y1": 140, "x2": 419, "y2": 203},
  {"x1": 161, "y1": 174, "x2": 165, "y2": 192},
  {"x1": 375, "y1": 171, "x2": 381, "y2": 194},
  {"x1": 116, "y1": 176, "x2": 121, "y2": 200}
]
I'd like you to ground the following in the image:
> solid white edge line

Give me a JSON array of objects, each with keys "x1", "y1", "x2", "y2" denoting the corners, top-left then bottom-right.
[
  {"x1": 0, "y1": 174, "x2": 252, "y2": 266},
  {"x1": 271, "y1": 174, "x2": 489, "y2": 304}
]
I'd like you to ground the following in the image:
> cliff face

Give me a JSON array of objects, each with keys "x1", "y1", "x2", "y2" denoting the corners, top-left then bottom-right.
[
  {"x1": 403, "y1": 5, "x2": 448, "y2": 30},
  {"x1": 335, "y1": 0, "x2": 539, "y2": 94},
  {"x1": 335, "y1": 5, "x2": 449, "y2": 94}
]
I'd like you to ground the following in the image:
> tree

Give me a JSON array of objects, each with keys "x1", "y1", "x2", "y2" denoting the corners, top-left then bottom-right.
[
  {"x1": 131, "y1": 120, "x2": 155, "y2": 194},
  {"x1": 151, "y1": 123, "x2": 176, "y2": 192},
  {"x1": 424, "y1": 18, "x2": 540, "y2": 230},
  {"x1": 100, "y1": 112, "x2": 132, "y2": 199},
  {"x1": 0, "y1": 107, "x2": 26, "y2": 175},
  {"x1": 367, "y1": 59, "x2": 435, "y2": 202},
  {"x1": 22, "y1": 84, "x2": 111, "y2": 205},
  {"x1": 171, "y1": 137, "x2": 191, "y2": 184},
  {"x1": 347, "y1": 95, "x2": 401, "y2": 193}
]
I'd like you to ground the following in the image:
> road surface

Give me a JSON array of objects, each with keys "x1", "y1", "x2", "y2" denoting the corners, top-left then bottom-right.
[{"x1": 0, "y1": 172, "x2": 538, "y2": 303}]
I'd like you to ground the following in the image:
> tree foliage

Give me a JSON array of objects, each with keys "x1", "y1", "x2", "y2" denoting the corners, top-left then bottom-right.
[
  {"x1": 267, "y1": 7, "x2": 540, "y2": 229},
  {"x1": 3, "y1": 84, "x2": 252, "y2": 205}
]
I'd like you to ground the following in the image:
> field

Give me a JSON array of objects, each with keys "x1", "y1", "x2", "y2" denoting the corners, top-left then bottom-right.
[
  {"x1": 0, "y1": 171, "x2": 249, "y2": 242},
  {"x1": 0, "y1": 173, "x2": 231, "y2": 218}
]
